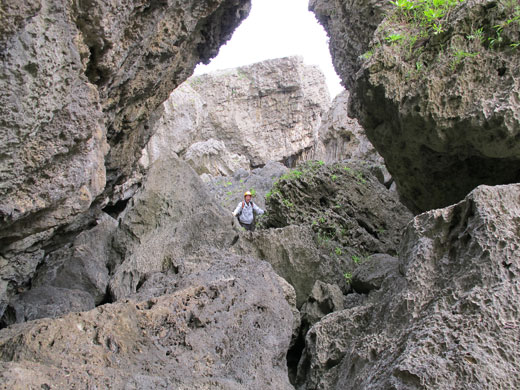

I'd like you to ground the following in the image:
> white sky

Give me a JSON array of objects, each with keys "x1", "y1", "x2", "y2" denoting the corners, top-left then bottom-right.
[{"x1": 194, "y1": 0, "x2": 344, "y2": 99}]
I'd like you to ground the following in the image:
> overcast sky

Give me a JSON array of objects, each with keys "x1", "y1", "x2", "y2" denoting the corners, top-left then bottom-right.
[{"x1": 194, "y1": 0, "x2": 344, "y2": 99}]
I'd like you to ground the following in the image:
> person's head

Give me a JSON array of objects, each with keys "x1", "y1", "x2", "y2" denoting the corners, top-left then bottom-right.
[{"x1": 244, "y1": 191, "x2": 252, "y2": 203}]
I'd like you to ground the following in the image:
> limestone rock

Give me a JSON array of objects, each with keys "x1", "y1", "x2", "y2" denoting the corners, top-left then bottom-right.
[
  {"x1": 312, "y1": 0, "x2": 520, "y2": 212},
  {"x1": 0, "y1": 255, "x2": 295, "y2": 390},
  {"x1": 233, "y1": 225, "x2": 342, "y2": 307},
  {"x1": 184, "y1": 139, "x2": 249, "y2": 176},
  {"x1": 231, "y1": 161, "x2": 411, "y2": 307},
  {"x1": 263, "y1": 160, "x2": 412, "y2": 256},
  {"x1": 300, "y1": 280, "x2": 346, "y2": 331},
  {"x1": 1, "y1": 287, "x2": 95, "y2": 328},
  {"x1": 313, "y1": 90, "x2": 384, "y2": 166},
  {"x1": 351, "y1": 253, "x2": 399, "y2": 294},
  {"x1": 144, "y1": 56, "x2": 331, "y2": 172},
  {"x1": 109, "y1": 157, "x2": 235, "y2": 301},
  {"x1": 1, "y1": 215, "x2": 117, "y2": 326},
  {"x1": 0, "y1": 0, "x2": 251, "y2": 303},
  {"x1": 296, "y1": 183, "x2": 520, "y2": 389}
]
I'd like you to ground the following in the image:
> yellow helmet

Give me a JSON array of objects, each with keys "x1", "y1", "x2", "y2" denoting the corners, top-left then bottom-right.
[{"x1": 244, "y1": 191, "x2": 252, "y2": 197}]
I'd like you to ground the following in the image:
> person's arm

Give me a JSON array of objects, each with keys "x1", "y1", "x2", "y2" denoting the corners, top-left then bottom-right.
[
  {"x1": 232, "y1": 203, "x2": 242, "y2": 216},
  {"x1": 253, "y1": 203, "x2": 264, "y2": 215}
]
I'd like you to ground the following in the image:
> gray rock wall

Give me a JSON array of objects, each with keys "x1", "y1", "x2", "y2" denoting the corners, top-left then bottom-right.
[
  {"x1": 296, "y1": 183, "x2": 520, "y2": 389},
  {"x1": 141, "y1": 56, "x2": 331, "y2": 174},
  {"x1": 311, "y1": 0, "x2": 520, "y2": 213},
  {"x1": 313, "y1": 90, "x2": 385, "y2": 165},
  {"x1": 0, "y1": 0, "x2": 251, "y2": 318}
]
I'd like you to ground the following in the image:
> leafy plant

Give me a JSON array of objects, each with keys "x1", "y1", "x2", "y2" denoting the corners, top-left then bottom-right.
[
  {"x1": 451, "y1": 49, "x2": 479, "y2": 68},
  {"x1": 335, "y1": 247, "x2": 343, "y2": 256},
  {"x1": 466, "y1": 27, "x2": 484, "y2": 42},
  {"x1": 386, "y1": 33, "x2": 405, "y2": 43},
  {"x1": 344, "y1": 272, "x2": 353, "y2": 284},
  {"x1": 355, "y1": 172, "x2": 367, "y2": 184}
]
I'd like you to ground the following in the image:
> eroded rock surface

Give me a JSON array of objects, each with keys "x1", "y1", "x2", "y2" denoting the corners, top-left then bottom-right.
[
  {"x1": 296, "y1": 184, "x2": 520, "y2": 389},
  {"x1": 109, "y1": 157, "x2": 235, "y2": 301},
  {"x1": 232, "y1": 160, "x2": 412, "y2": 307},
  {"x1": 312, "y1": 0, "x2": 520, "y2": 212},
  {"x1": 313, "y1": 90, "x2": 384, "y2": 167},
  {"x1": 141, "y1": 56, "x2": 331, "y2": 173},
  {"x1": 0, "y1": 0, "x2": 251, "y2": 312},
  {"x1": 0, "y1": 255, "x2": 294, "y2": 390}
]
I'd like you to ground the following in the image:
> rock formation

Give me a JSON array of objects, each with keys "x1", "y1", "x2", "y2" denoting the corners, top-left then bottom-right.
[
  {"x1": 296, "y1": 183, "x2": 520, "y2": 390},
  {"x1": 0, "y1": 0, "x2": 251, "y2": 318},
  {"x1": 313, "y1": 90, "x2": 384, "y2": 166},
  {"x1": 311, "y1": 0, "x2": 520, "y2": 213},
  {"x1": 141, "y1": 56, "x2": 331, "y2": 173},
  {"x1": 234, "y1": 160, "x2": 412, "y2": 305},
  {"x1": 0, "y1": 156, "x2": 298, "y2": 389},
  {"x1": 0, "y1": 255, "x2": 295, "y2": 390}
]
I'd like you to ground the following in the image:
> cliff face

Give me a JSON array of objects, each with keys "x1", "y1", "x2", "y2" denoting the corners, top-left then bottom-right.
[
  {"x1": 296, "y1": 183, "x2": 520, "y2": 390},
  {"x1": 141, "y1": 56, "x2": 331, "y2": 175},
  {"x1": 311, "y1": 0, "x2": 520, "y2": 213},
  {"x1": 0, "y1": 0, "x2": 251, "y2": 315},
  {"x1": 313, "y1": 90, "x2": 385, "y2": 166}
]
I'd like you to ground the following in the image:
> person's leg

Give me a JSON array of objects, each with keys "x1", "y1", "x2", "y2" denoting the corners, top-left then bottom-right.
[{"x1": 240, "y1": 222, "x2": 253, "y2": 231}]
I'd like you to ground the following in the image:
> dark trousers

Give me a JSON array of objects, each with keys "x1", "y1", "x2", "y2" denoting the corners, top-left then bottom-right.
[{"x1": 239, "y1": 221, "x2": 254, "y2": 231}]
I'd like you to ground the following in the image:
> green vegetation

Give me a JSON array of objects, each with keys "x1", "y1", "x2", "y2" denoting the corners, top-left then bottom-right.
[
  {"x1": 379, "y1": 0, "x2": 520, "y2": 72},
  {"x1": 355, "y1": 172, "x2": 367, "y2": 184},
  {"x1": 280, "y1": 169, "x2": 303, "y2": 181},
  {"x1": 344, "y1": 272, "x2": 353, "y2": 284},
  {"x1": 386, "y1": 33, "x2": 405, "y2": 44},
  {"x1": 282, "y1": 198, "x2": 294, "y2": 208},
  {"x1": 451, "y1": 49, "x2": 479, "y2": 69},
  {"x1": 335, "y1": 247, "x2": 343, "y2": 256},
  {"x1": 389, "y1": 0, "x2": 465, "y2": 34},
  {"x1": 359, "y1": 49, "x2": 374, "y2": 60}
]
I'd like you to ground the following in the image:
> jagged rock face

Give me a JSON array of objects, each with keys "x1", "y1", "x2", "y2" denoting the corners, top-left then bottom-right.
[
  {"x1": 142, "y1": 56, "x2": 331, "y2": 173},
  {"x1": 296, "y1": 184, "x2": 520, "y2": 390},
  {"x1": 108, "y1": 157, "x2": 236, "y2": 301},
  {"x1": 231, "y1": 161, "x2": 412, "y2": 306},
  {"x1": 0, "y1": 255, "x2": 295, "y2": 390},
  {"x1": 311, "y1": 0, "x2": 520, "y2": 213},
  {"x1": 313, "y1": 90, "x2": 384, "y2": 166},
  {"x1": 0, "y1": 156, "x2": 297, "y2": 388},
  {"x1": 204, "y1": 161, "x2": 289, "y2": 212},
  {"x1": 1, "y1": 215, "x2": 117, "y2": 327},
  {"x1": 0, "y1": 0, "x2": 251, "y2": 317},
  {"x1": 264, "y1": 161, "x2": 411, "y2": 255}
]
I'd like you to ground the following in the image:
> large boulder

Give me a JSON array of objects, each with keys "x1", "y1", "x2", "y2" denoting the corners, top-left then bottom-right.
[
  {"x1": 0, "y1": 0, "x2": 252, "y2": 318},
  {"x1": 142, "y1": 56, "x2": 331, "y2": 171},
  {"x1": 296, "y1": 183, "x2": 520, "y2": 389},
  {"x1": 263, "y1": 160, "x2": 412, "y2": 256},
  {"x1": 109, "y1": 157, "x2": 235, "y2": 301},
  {"x1": 0, "y1": 255, "x2": 295, "y2": 390},
  {"x1": 1, "y1": 214, "x2": 117, "y2": 326},
  {"x1": 311, "y1": 0, "x2": 520, "y2": 213}
]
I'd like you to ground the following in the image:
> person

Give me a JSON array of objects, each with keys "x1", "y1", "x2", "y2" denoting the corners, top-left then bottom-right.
[{"x1": 232, "y1": 191, "x2": 264, "y2": 231}]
